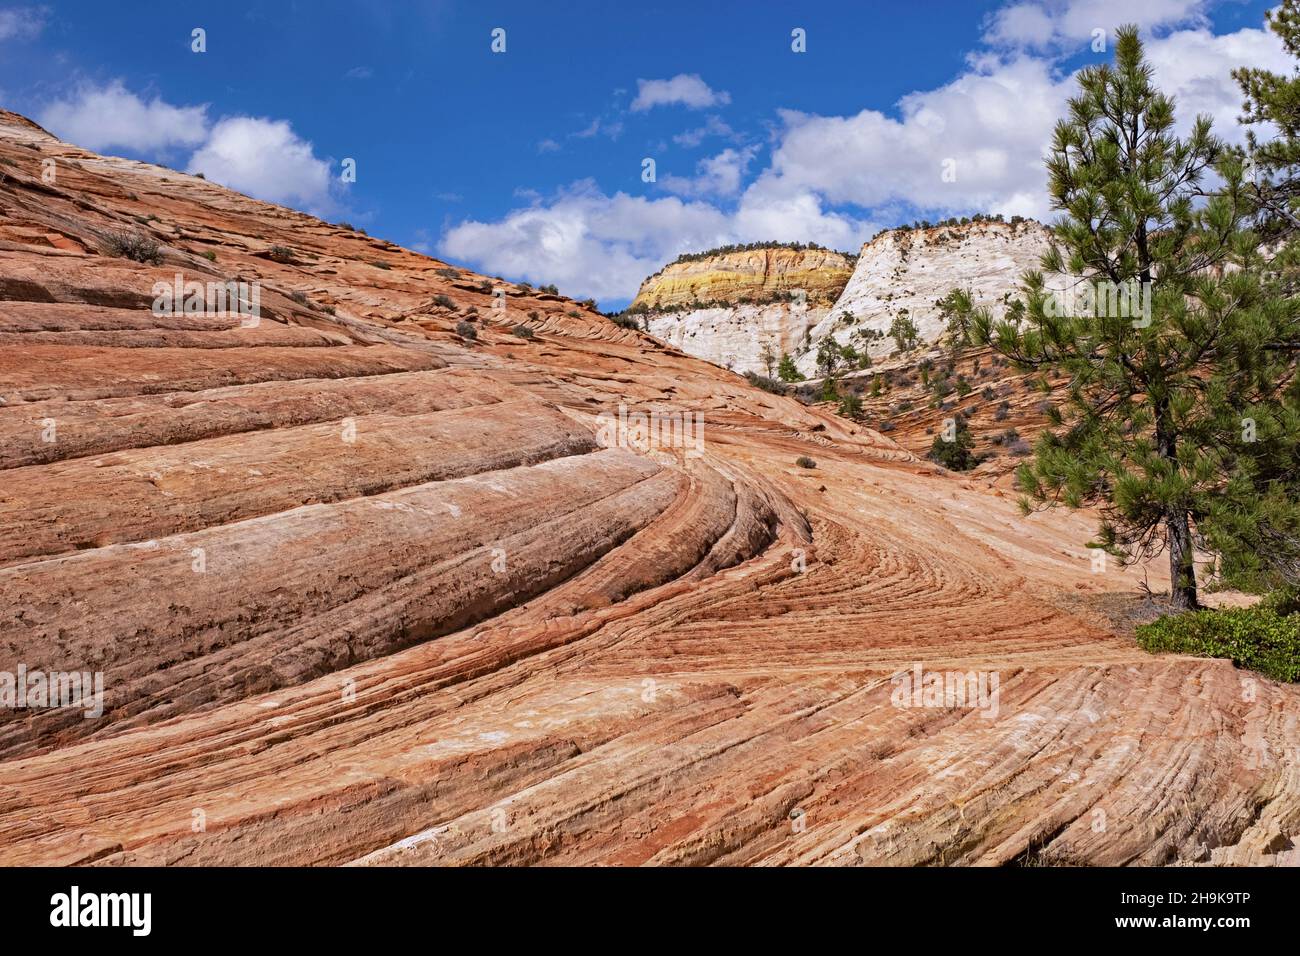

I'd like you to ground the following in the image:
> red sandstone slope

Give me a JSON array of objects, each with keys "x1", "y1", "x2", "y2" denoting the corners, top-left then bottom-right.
[{"x1": 1, "y1": 110, "x2": 1297, "y2": 866}]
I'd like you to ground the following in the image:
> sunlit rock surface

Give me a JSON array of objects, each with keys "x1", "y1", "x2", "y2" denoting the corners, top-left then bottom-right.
[{"x1": 1, "y1": 111, "x2": 1297, "y2": 867}]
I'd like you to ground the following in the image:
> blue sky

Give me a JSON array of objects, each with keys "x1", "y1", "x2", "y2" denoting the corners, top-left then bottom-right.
[{"x1": 0, "y1": 0, "x2": 1283, "y2": 308}]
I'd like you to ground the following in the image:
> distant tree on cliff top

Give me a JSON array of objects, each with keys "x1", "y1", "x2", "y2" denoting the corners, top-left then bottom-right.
[{"x1": 967, "y1": 25, "x2": 1300, "y2": 608}]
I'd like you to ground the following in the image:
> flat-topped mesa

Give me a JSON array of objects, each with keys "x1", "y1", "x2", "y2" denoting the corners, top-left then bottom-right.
[
  {"x1": 797, "y1": 217, "x2": 1053, "y2": 376},
  {"x1": 631, "y1": 243, "x2": 855, "y2": 311},
  {"x1": 631, "y1": 243, "x2": 856, "y2": 375}
]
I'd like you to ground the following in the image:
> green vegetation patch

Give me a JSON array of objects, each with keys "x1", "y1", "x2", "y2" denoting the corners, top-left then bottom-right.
[{"x1": 1135, "y1": 606, "x2": 1300, "y2": 682}]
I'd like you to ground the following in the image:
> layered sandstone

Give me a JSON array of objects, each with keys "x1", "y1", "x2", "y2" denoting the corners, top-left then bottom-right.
[
  {"x1": 644, "y1": 301, "x2": 817, "y2": 374},
  {"x1": 796, "y1": 219, "x2": 1055, "y2": 376},
  {"x1": 632, "y1": 245, "x2": 854, "y2": 375},
  {"x1": 1, "y1": 111, "x2": 1298, "y2": 868},
  {"x1": 631, "y1": 245, "x2": 854, "y2": 311}
]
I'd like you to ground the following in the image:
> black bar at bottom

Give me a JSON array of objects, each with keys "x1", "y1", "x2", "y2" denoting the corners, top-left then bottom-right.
[{"x1": 0, "y1": 865, "x2": 1281, "y2": 943}]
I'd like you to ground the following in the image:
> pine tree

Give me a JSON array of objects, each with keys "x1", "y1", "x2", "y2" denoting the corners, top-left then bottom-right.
[
  {"x1": 888, "y1": 314, "x2": 920, "y2": 353},
  {"x1": 1211, "y1": 2, "x2": 1300, "y2": 593},
  {"x1": 969, "y1": 25, "x2": 1298, "y2": 608},
  {"x1": 815, "y1": 339, "x2": 843, "y2": 378},
  {"x1": 938, "y1": 288, "x2": 975, "y2": 349},
  {"x1": 928, "y1": 417, "x2": 979, "y2": 471},
  {"x1": 777, "y1": 352, "x2": 804, "y2": 383},
  {"x1": 1235, "y1": 0, "x2": 1300, "y2": 248}
]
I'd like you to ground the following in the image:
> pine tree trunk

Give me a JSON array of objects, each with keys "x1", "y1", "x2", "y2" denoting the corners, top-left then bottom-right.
[
  {"x1": 1166, "y1": 507, "x2": 1200, "y2": 610},
  {"x1": 1153, "y1": 395, "x2": 1199, "y2": 610}
]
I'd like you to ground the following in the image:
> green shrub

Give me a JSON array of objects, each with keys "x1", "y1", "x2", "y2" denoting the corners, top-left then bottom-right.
[
  {"x1": 267, "y1": 245, "x2": 294, "y2": 263},
  {"x1": 1135, "y1": 606, "x2": 1300, "y2": 682},
  {"x1": 927, "y1": 418, "x2": 980, "y2": 471},
  {"x1": 1261, "y1": 588, "x2": 1300, "y2": 616},
  {"x1": 510, "y1": 323, "x2": 535, "y2": 339},
  {"x1": 777, "y1": 353, "x2": 805, "y2": 383},
  {"x1": 796, "y1": 456, "x2": 817, "y2": 469},
  {"x1": 455, "y1": 320, "x2": 477, "y2": 340},
  {"x1": 434, "y1": 293, "x2": 456, "y2": 309},
  {"x1": 837, "y1": 393, "x2": 863, "y2": 418}
]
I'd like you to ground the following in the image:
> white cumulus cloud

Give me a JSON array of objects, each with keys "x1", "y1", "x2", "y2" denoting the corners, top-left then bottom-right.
[
  {"x1": 748, "y1": 56, "x2": 1075, "y2": 221},
  {"x1": 38, "y1": 82, "x2": 339, "y2": 214},
  {"x1": 661, "y1": 147, "x2": 758, "y2": 198},
  {"x1": 1145, "y1": 25, "x2": 1290, "y2": 141},
  {"x1": 631, "y1": 74, "x2": 730, "y2": 111},
  {"x1": 186, "y1": 116, "x2": 335, "y2": 214},
  {"x1": 440, "y1": 181, "x2": 738, "y2": 301},
  {"x1": 39, "y1": 80, "x2": 210, "y2": 154},
  {"x1": 984, "y1": 0, "x2": 1210, "y2": 50}
]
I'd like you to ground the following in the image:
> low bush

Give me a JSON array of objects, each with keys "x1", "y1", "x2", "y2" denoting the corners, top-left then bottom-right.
[
  {"x1": 510, "y1": 324, "x2": 535, "y2": 339},
  {"x1": 743, "y1": 371, "x2": 787, "y2": 395},
  {"x1": 102, "y1": 232, "x2": 162, "y2": 264},
  {"x1": 1135, "y1": 606, "x2": 1300, "y2": 682},
  {"x1": 795, "y1": 456, "x2": 817, "y2": 469},
  {"x1": 927, "y1": 419, "x2": 980, "y2": 471},
  {"x1": 267, "y1": 245, "x2": 294, "y2": 263},
  {"x1": 455, "y1": 320, "x2": 477, "y2": 340}
]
